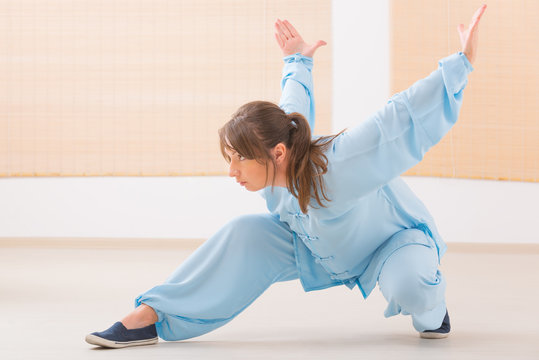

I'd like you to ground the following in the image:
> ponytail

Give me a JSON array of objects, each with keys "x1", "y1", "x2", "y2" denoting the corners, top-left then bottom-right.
[{"x1": 286, "y1": 112, "x2": 343, "y2": 213}]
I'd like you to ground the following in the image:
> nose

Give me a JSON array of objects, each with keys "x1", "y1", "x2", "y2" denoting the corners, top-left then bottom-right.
[{"x1": 228, "y1": 164, "x2": 239, "y2": 178}]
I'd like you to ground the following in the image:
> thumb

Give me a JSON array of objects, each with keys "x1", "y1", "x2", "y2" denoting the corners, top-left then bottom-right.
[
  {"x1": 314, "y1": 40, "x2": 327, "y2": 49},
  {"x1": 304, "y1": 40, "x2": 327, "y2": 57},
  {"x1": 457, "y1": 24, "x2": 466, "y2": 42}
]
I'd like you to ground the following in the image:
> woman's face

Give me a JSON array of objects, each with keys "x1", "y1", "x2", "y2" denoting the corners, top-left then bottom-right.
[{"x1": 225, "y1": 148, "x2": 274, "y2": 192}]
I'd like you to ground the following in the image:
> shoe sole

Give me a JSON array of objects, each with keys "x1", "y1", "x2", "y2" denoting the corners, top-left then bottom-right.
[
  {"x1": 85, "y1": 334, "x2": 159, "y2": 348},
  {"x1": 419, "y1": 332, "x2": 450, "y2": 339}
]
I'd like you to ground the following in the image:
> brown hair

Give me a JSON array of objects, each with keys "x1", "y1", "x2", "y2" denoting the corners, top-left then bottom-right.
[{"x1": 218, "y1": 100, "x2": 344, "y2": 214}]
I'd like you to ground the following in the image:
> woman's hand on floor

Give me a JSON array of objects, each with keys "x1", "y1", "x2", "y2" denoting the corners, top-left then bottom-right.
[{"x1": 274, "y1": 19, "x2": 326, "y2": 58}]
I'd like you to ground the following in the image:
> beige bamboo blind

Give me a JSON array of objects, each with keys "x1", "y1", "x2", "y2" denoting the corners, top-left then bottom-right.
[
  {"x1": 0, "y1": 0, "x2": 331, "y2": 177},
  {"x1": 392, "y1": 0, "x2": 539, "y2": 182}
]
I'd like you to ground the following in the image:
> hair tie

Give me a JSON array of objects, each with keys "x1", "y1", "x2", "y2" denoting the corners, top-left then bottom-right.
[{"x1": 290, "y1": 120, "x2": 297, "y2": 128}]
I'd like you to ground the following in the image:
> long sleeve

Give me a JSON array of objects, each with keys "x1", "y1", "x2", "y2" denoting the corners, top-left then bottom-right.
[
  {"x1": 329, "y1": 52, "x2": 474, "y2": 200},
  {"x1": 279, "y1": 53, "x2": 316, "y2": 130}
]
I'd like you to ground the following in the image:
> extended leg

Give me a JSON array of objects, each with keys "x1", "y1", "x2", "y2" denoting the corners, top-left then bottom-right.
[{"x1": 135, "y1": 213, "x2": 298, "y2": 341}]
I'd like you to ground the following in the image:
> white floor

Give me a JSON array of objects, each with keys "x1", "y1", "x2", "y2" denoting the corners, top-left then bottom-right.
[{"x1": 1, "y1": 244, "x2": 538, "y2": 360}]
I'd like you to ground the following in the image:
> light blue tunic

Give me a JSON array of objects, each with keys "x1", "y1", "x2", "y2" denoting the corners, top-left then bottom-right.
[{"x1": 263, "y1": 51, "x2": 473, "y2": 297}]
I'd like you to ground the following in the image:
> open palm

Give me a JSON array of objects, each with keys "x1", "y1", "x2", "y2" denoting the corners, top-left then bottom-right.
[{"x1": 274, "y1": 19, "x2": 326, "y2": 58}]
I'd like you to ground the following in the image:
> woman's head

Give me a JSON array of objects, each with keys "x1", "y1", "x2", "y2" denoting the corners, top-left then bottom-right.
[{"x1": 219, "y1": 100, "x2": 341, "y2": 213}]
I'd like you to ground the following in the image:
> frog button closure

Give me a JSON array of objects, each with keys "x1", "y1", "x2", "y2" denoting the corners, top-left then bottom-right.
[
  {"x1": 289, "y1": 212, "x2": 307, "y2": 225},
  {"x1": 330, "y1": 271, "x2": 350, "y2": 280},
  {"x1": 297, "y1": 233, "x2": 319, "y2": 242},
  {"x1": 314, "y1": 255, "x2": 334, "y2": 264},
  {"x1": 306, "y1": 234, "x2": 319, "y2": 242},
  {"x1": 292, "y1": 212, "x2": 308, "y2": 220}
]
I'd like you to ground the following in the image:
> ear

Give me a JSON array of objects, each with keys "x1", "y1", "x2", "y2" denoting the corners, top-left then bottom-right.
[{"x1": 271, "y1": 143, "x2": 288, "y2": 165}]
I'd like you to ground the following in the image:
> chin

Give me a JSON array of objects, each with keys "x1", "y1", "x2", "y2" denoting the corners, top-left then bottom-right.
[{"x1": 244, "y1": 184, "x2": 262, "y2": 192}]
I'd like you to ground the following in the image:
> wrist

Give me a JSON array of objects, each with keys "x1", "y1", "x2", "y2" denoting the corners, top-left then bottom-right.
[{"x1": 462, "y1": 51, "x2": 473, "y2": 65}]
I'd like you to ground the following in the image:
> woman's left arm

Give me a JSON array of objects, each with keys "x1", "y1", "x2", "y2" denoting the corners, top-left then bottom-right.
[
  {"x1": 333, "y1": 52, "x2": 472, "y2": 197},
  {"x1": 332, "y1": 5, "x2": 486, "y2": 198}
]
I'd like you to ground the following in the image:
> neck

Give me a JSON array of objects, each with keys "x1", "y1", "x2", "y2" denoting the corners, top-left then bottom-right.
[
  {"x1": 272, "y1": 170, "x2": 287, "y2": 188},
  {"x1": 270, "y1": 161, "x2": 288, "y2": 188}
]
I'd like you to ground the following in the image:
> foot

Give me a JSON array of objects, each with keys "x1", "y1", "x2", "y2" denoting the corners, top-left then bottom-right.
[
  {"x1": 420, "y1": 310, "x2": 451, "y2": 339},
  {"x1": 85, "y1": 322, "x2": 158, "y2": 348}
]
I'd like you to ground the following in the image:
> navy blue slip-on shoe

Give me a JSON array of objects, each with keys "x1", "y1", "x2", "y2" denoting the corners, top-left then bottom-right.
[
  {"x1": 85, "y1": 322, "x2": 158, "y2": 348},
  {"x1": 420, "y1": 310, "x2": 451, "y2": 339}
]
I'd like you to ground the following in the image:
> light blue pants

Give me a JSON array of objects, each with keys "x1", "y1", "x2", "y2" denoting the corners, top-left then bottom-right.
[{"x1": 135, "y1": 214, "x2": 446, "y2": 341}]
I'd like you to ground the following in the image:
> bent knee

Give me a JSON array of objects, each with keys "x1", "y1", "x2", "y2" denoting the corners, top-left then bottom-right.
[{"x1": 379, "y1": 245, "x2": 445, "y2": 312}]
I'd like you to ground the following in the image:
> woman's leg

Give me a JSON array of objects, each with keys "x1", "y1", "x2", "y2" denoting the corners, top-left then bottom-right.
[
  {"x1": 134, "y1": 213, "x2": 299, "y2": 341},
  {"x1": 121, "y1": 304, "x2": 158, "y2": 329},
  {"x1": 377, "y1": 239, "x2": 447, "y2": 332}
]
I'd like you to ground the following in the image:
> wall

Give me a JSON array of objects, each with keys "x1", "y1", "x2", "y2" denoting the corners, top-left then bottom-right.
[
  {"x1": 1, "y1": 1, "x2": 538, "y2": 244},
  {"x1": 1, "y1": 175, "x2": 538, "y2": 244}
]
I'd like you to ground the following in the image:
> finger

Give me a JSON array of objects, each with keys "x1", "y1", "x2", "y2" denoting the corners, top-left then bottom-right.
[
  {"x1": 277, "y1": 31, "x2": 287, "y2": 46},
  {"x1": 277, "y1": 19, "x2": 293, "y2": 39},
  {"x1": 469, "y1": 6, "x2": 486, "y2": 34},
  {"x1": 274, "y1": 21, "x2": 289, "y2": 43},
  {"x1": 274, "y1": 21, "x2": 284, "y2": 37},
  {"x1": 275, "y1": 21, "x2": 289, "y2": 40},
  {"x1": 283, "y1": 19, "x2": 300, "y2": 37},
  {"x1": 274, "y1": 20, "x2": 283, "y2": 33},
  {"x1": 274, "y1": 33, "x2": 284, "y2": 49},
  {"x1": 471, "y1": 4, "x2": 487, "y2": 26},
  {"x1": 457, "y1": 24, "x2": 466, "y2": 43},
  {"x1": 466, "y1": 9, "x2": 485, "y2": 37}
]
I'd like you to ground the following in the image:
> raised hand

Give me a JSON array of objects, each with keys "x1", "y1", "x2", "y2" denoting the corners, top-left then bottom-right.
[
  {"x1": 274, "y1": 19, "x2": 327, "y2": 58},
  {"x1": 458, "y1": 4, "x2": 487, "y2": 65}
]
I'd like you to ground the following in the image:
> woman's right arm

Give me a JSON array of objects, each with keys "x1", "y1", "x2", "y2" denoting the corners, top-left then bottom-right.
[{"x1": 274, "y1": 19, "x2": 326, "y2": 130}]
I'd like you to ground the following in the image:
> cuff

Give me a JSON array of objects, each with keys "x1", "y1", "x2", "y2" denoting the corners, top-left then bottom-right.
[
  {"x1": 283, "y1": 53, "x2": 313, "y2": 69},
  {"x1": 457, "y1": 51, "x2": 475, "y2": 73},
  {"x1": 438, "y1": 51, "x2": 473, "y2": 94},
  {"x1": 281, "y1": 53, "x2": 314, "y2": 91},
  {"x1": 135, "y1": 294, "x2": 165, "y2": 323}
]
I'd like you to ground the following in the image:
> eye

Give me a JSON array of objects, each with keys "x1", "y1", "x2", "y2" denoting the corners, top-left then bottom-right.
[{"x1": 238, "y1": 155, "x2": 246, "y2": 161}]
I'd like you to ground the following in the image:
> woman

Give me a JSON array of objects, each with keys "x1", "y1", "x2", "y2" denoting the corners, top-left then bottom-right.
[{"x1": 86, "y1": 5, "x2": 487, "y2": 348}]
